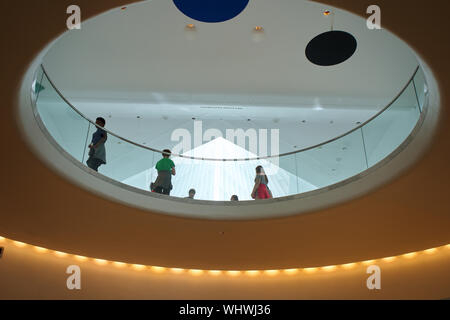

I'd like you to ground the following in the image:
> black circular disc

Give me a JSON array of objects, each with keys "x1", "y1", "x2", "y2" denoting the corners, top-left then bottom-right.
[
  {"x1": 173, "y1": 0, "x2": 250, "y2": 23},
  {"x1": 305, "y1": 31, "x2": 357, "y2": 66}
]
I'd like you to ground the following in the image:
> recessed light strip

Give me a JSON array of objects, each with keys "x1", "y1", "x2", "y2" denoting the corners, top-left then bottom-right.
[{"x1": 0, "y1": 236, "x2": 448, "y2": 277}]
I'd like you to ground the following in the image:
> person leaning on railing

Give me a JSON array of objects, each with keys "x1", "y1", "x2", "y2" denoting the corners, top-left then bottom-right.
[
  {"x1": 87, "y1": 117, "x2": 107, "y2": 172},
  {"x1": 151, "y1": 149, "x2": 176, "y2": 195}
]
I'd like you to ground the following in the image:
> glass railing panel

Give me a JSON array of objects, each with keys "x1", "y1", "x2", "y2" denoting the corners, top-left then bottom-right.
[
  {"x1": 276, "y1": 153, "x2": 300, "y2": 197},
  {"x1": 362, "y1": 80, "x2": 421, "y2": 167},
  {"x1": 36, "y1": 69, "x2": 91, "y2": 162},
  {"x1": 170, "y1": 156, "x2": 210, "y2": 199},
  {"x1": 220, "y1": 159, "x2": 257, "y2": 201},
  {"x1": 34, "y1": 64, "x2": 425, "y2": 202},
  {"x1": 94, "y1": 131, "x2": 158, "y2": 190},
  {"x1": 172, "y1": 156, "x2": 227, "y2": 200},
  {"x1": 169, "y1": 156, "x2": 279, "y2": 201},
  {"x1": 295, "y1": 128, "x2": 368, "y2": 189}
]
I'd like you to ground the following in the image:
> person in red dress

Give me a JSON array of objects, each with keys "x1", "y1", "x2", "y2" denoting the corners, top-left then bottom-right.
[{"x1": 251, "y1": 165, "x2": 273, "y2": 200}]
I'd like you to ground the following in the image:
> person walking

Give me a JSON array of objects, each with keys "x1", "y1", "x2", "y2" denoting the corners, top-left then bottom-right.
[
  {"x1": 86, "y1": 117, "x2": 107, "y2": 172},
  {"x1": 251, "y1": 165, "x2": 273, "y2": 200},
  {"x1": 151, "y1": 149, "x2": 176, "y2": 195}
]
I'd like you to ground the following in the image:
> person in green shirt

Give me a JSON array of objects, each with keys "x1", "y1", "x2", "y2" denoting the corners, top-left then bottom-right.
[{"x1": 151, "y1": 149, "x2": 176, "y2": 195}]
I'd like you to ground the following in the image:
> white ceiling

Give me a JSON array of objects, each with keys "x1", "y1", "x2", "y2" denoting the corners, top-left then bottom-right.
[
  {"x1": 70, "y1": 100, "x2": 376, "y2": 153},
  {"x1": 42, "y1": 0, "x2": 420, "y2": 151}
]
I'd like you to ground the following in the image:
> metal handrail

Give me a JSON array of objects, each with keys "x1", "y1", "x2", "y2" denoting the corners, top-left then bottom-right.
[{"x1": 40, "y1": 64, "x2": 420, "y2": 162}]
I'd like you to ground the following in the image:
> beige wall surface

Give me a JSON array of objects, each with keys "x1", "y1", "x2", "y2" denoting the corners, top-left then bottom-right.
[{"x1": 1, "y1": 239, "x2": 449, "y2": 299}]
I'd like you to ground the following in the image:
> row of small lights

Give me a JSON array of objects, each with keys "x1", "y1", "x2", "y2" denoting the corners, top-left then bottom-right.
[
  {"x1": 183, "y1": 9, "x2": 334, "y2": 31},
  {"x1": 185, "y1": 24, "x2": 265, "y2": 33},
  {"x1": 119, "y1": 6, "x2": 332, "y2": 32},
  {"x1": 118, "y1": 4, "x2": 334, "y2": 34},
  {"x1": 1, "y1": 236, "x2": 448, "y2": 277},
  {"x1": 183, "y1": 8, "x2": 333, "y2": 31}
]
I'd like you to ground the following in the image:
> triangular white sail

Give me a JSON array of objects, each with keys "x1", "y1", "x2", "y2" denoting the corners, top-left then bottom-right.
[{"x1": 123, "y1": 137, "x2": 317, "y2": 200}]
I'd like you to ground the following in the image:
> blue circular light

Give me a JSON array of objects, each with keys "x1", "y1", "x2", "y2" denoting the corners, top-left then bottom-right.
[{"x1": 173, "y1": 0, "x2": 250, "y2": 23}]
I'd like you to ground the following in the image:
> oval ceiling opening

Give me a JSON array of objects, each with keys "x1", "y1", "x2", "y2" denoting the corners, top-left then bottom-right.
[{"x1": 23, "y1": 0, "x2": 435, "y2": 220}]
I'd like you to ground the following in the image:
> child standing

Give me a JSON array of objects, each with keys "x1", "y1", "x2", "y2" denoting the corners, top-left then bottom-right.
[{"x1": 151, "y1": 149, "x2": 176, "y2": 195}]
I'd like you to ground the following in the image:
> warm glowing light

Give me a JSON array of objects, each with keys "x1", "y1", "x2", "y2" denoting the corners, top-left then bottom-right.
[
  {"x1": 322, "y1": 265, "x2": 337, "y2": 272},
  {"x1": 171, "y1": 268, "x2": 184, "y2": 274},
  {"x1": 323, "y1": 10, "x2": 332, "y2": 16},
  {"x1": 254, "y1": 26, "x2": 264, "y2": 32},
  {"x1": 186, "y1": 24, "x2": 196, "y2": 29},
  {"x1": 424, "y1": 248, "x2": 437, "y2": 255},
  {"x1": 151, "y1": 266, "x2": 166, "y2": 273},
  {"x1": 94, "y1": 259, "x2": 108, "y2": 265},
  {"x1": 283, "y1": 268, "x2": 299, "y2": 275},
  {"x1": 13, "y1": 241, "x2": 27, "y2": 247},
  {"x1": 113, "y1": 262, "x2": 126, "y2": 268},
  {"x1": 54, "y1": 251, "x2": 68, "y2": 257},
  {"x1": 227, "y1": 271, "x2": 241, "y2": 277},
  {"x1": 264, "y1": 270, "x2": 280, "y2": 276},
  {"x1": 341, "y1": 263, "x2": 356, "y2": 270},
  {"x1": 382, "y1": 256, "x2": 396, "y2": 263},
  {"x1": 132, "y1": 264, "x2": 146, "y2": 271},
  {"x1": 74, "y1": 255, "x2": 87, "y2": 261},
  {"x1": 403, "y1": 252, "x2": 417, "y2": 259},
  {"x1": 189, "y1": 269, "x2": 204, "y2": 276},
  {"x1": 303, "y1": 267, "x2": 318, "y2": 274},
  {"x1": 2, "y1": 236, "x2": 447, "y2": 278}
]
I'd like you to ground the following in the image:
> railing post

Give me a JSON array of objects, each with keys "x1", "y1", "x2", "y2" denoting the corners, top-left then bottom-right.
[
  {"x1": 35, "y1": 67, "x2": 45, "y2": 103},
  {"x1": 81, "y1": 123, "x2": 91, "y2": 164},
  {"x1": 360, "y1": 128, "x2": 369, "y2": 169},
  {"x1": 294, "y1": 152, "x2": 300, "y2": 194},
  {"x1": 412, "y1": 78, "x2": 422, "y2": 113}
]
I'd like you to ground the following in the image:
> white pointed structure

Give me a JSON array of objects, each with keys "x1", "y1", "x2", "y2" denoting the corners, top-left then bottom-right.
[{"x1": 123, "y1": 137, "x2": 317, "y2": 201}]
